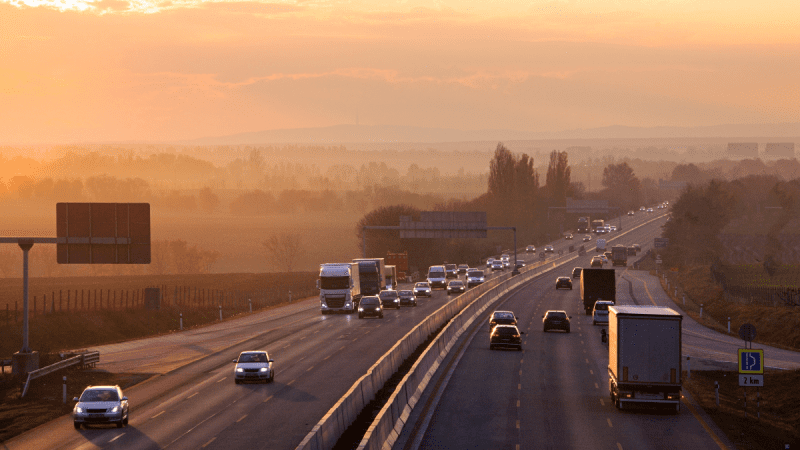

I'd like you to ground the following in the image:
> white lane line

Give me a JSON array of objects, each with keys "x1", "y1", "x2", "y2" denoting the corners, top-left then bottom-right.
[
  {"x1": 517, "y1": 400, "x2": 520, "y2": 407},
  {"x1": 306, "y1": 365, "x2": 314, "y2": 372},
  {"x1": 581, "y1": 340, "x2": 584, "y2": 344},
  {"x1": 288, "y1": 379, "x2": 296, "y2": 385},
  {"x1": 216, "y1": 377, "x2": 226, "y2": 383},
  {"x1": 323, "y1": 354, "x2": 332, "y2": 361},
  {"x1": 109, "y1": 433, "x2": 125, "y2": 443},
  {"x1": 607, "y1": 418, "x2": 613, "y2": 428},
  {"x1": 236, "y1": 414, "x2": 247, "y2": 423},
  {"x1": 339, "y1": 345, "x2": 346, "y2": 351},
  {"x1": 263, "y1": 395, "x2": 273, "y2": 403},
  {"x1": 187, "y1": 392, "x2": 198, "y2": 399},
  {"x1": 201, "y1": 437, "x2": 216, "y2": 448},
  {"x1": 595, "y1": 383, "x2": 599, "y2": 389},
  {"x1": 151, "y1": 410, "x2": 165, "y2": 419},
  {"x1": 585, "y1": 358, "x2": 589, "y2": 363},
  {"x1": 617, "y1": 443, "x2": 623, "y2": 450},
  {"x1": 516, "y1": 420, "x2": 520, "y2": 429},
  {"x1": 600, "y1": 398, "x2": 605, "y2": 406},
  {"x1": 590, "y1": 370, "x2": 594, "y2": 375},
  {"x1": 519, "y1": 370, "x2": 522, "y2": 376},
  {"x1": 518, "y1": 384, "x2": 521, "y2": 390}
]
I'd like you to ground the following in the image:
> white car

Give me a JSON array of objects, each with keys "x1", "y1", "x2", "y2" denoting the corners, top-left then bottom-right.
[
  {"x1": 491, "y1": 260, "x2": 504, "y2": 271},
  {"x1": 609, "y1": 225, "x2": 617, "y2": 231},
  {"x1": 583, "y1": 235, "x2": 591, "y2": 242},
  {"x1": 233, "y1": 351, "x2": 274, "y2": 384},
  {"x1": 73, "y1": 385, "x2": 129, "y2": 429},
  {"x1": 467, "y1": 269, "x2": 486, "y2": 287},
  {"x1": 486, "y1": 258, "x2": 495, "y2": 268},
  {"x1": 413, "y1": 282, "x2": 432, "y2": 297},
  {"x1": 592, "y1": 301, "x2": 614, "y2": 325},
  {"x1": 647, "y1": 208, "x2": 654, "y2": 213}
]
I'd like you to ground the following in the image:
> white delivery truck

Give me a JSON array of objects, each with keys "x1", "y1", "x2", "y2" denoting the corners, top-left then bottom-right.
[
  {"x1": 596, "y1": 238, "x2": 606, "y2": 253},
  {"x1": 385, "y1": 265, "x2": 398, "y2": 290},
  {"x1": 608, "y1": 306, "x2": 683, "y2": 412},
  {"x1": 317, "y1": 263, "x2": 361, "y2": 314}
]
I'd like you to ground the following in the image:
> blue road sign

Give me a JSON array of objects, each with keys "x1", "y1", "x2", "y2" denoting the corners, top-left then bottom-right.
[{"x1": 738, "y1": 349, "x2": 764, "y2": 374}]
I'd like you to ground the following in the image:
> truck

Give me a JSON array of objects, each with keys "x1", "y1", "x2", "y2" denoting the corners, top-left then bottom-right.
[
  {"x1": 577, "y1": 216, "x2": 590, "y2": 233},
  {"x1": 611, "y1": 245, "x2": 628, "y2": 266},
  {"x1": 580, "y1": 268, "x2": 616, "y2": 314},
  {"x1": 385, "y1": 265, "x2": 397, "y2": 290},
  {"x1": 352, "y1": 258, "x2": 386, "y2": 296},
  {"x1": 317, "y1": 263, "x2": 361, "y2": 314},
  {"x1": 608, "y1": 306, "x2": 683, "y2": 413},
  {"x1": 386, "y1": 252, "x2": 408, "y2": 280},
  {"x1": 596, "y1": 238, "x2": 606, "y2": 253},
  {"x1": 591, "y1": 219, "x2": 605, "y2": 233}
]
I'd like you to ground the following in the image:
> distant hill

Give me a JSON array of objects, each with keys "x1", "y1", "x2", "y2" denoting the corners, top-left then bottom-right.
[{"x1": 178, "y1": 123, "x2": 800, "y2": 145}]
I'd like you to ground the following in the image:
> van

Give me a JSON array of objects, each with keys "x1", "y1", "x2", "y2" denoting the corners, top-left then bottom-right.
[
  {"x1": 592, "y1": 300, "x2": 614, "y2": 325},
  {"x1": 427, "y1": 265, "x2": 447, "y2": 289}
]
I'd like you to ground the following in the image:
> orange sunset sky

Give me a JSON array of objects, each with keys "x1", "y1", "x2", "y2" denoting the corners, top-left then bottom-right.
[{"x1": 1, "y1": 0, "x2": 798, "y2": 145}]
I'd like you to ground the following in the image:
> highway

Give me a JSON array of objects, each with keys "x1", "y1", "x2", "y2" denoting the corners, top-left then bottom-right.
[
  {"x1": 398, "y1": 213, "x2": 751, "y2": 450},
  {"x1": 7, "y1": 210, "x2": 665, "y2": 450}
]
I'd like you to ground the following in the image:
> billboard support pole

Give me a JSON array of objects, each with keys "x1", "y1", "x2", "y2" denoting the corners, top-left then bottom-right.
[{"x1": 19, "y1": 239, "x2": 33, "y2": 353}]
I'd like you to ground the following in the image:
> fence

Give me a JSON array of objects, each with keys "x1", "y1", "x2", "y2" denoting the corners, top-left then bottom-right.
[
  {"x1": 3, "y1": 285, "x2": 317, "y2": 325},
  {"x1": 710, "y1": 264, "x2": 800, "y2": 307}
]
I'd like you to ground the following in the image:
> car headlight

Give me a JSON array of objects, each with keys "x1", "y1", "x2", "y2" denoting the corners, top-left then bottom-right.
[
  {"x1": 75, "y1": 406, "x2": 83, "y2": 413},
  {"x1": 394, "y1": 298, "x2": 399, "y2": 302},
  {"x1": 358, "y1": 307, "x2": 364, "y2": 311},
  {"x1": 110, "y1": 406, "x2": 120, "y2": 413},
  {"x1": 236, "y1": 367, "x2": 244, "y2": 372},
  {"x1": 260, "y1": 367, "x2": 269, "y2": 372}
]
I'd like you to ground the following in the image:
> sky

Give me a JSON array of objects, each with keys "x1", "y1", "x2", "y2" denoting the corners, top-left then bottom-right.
[{"x1": 1, "y1": 0, "x2": 799, "y2": 145}]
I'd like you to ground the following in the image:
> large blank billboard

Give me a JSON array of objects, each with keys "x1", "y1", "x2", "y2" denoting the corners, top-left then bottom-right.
[
  {"x1": 727, "y1": 142, "x2": 758, "y2": 157},
  {"x1": 764, "y1": 143, "x2": 795, "y2": 158}
]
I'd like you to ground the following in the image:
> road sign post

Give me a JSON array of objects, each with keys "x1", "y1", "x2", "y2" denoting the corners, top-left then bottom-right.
[{"x1": 737, "y1": 324, "x2": 764, "y2": 419}]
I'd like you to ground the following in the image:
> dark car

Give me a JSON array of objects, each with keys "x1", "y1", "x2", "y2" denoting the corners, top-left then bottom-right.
[
  {"x1": 490, "y1": 325, "x2": 524, "y2": 351},
  {"x1": 627, "y1": 246, "x2": 637, "y2": 256},
  {"x1": 457, "y1": 264, "x2": 469, "y2": 274},
  {"x1": 633, "y1": 244, "x2": 641, "y2": 252},
  {"x1": 489, "y1": 310, "x2": 517, "y2": 331},
  {"x1": 378, "y1": 290, "x2": 400, "y2": 309},
  {"x1": 445, "y1": 264, "x2": 458, "y2": 279},
  {"x1": 526, "y1": 245, "x2": 536, "y2": 253},
  {"x1": 447, "y1": 280, "x2": 466, "y2": 295},
  {"x1": 358, "y1": 296, "x2": 383, "y2": 318},
  {"x1": 590, "y1": 256, "x2": 603, "y2": 268},
  {"x1": 564, "y1": 234, "x2": 573, "y2": 240},
  {"x1": 571, "y1": 267, "x2": 582, "y2": 278},
  {"x1": 398, "y1": 290, "x2": 417, "y2": 307},
  {"x1": 544, "y1": 245, "x2": 554, "y2": 253},
  {"x1": 543, "y1": 310, "x2": 571, "y2": 332},
  {"x1": 555, "y1": 276, "x2": 573, "y2": 290}
]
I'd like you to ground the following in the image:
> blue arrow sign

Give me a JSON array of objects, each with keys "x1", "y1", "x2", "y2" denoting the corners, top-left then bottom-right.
[{"x1": 738, "y1": 349, "x2": 764, "y2": 374}]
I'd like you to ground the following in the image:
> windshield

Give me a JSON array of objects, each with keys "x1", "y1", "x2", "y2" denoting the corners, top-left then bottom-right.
[
  {"x1": 80, "y1": 389, "x2": 119, "y2": 402},
  {"x1": 320, "y1": 276, "x2": 350, "y2": 289},
  {"x1": 594, "y1": 303, "x2": 610, "y2": 311},
  {"x1": 415, "y1": 283, "x2": 429, "y2": 288},
  {"x1": 429, "y1": 270, "x2": 445, "y2": 278},
  {"x1": 547, "y1": 312, "x2": 567, "y2": 319},
  {"x1": 449, "y1": 281, "x2": 463, "y2": 286},
  {"x1": 239, "y1": 353, "x2": 267, "y2": 363},
  {"x1": 398, "y1": 291, "x2": 413, "y2": 297},
  {"x1": 361, "y1": 298, "x2": 379, "y2": 305},
  {"x1": 379, "y1": 291, "x2": 398, "y2": 299},
  {"x1": 468, "y1": 271, "x2": 483, "y2": 277},
  {"x1": 445, "y1": 264, "x2": 456, "y2": 270}
]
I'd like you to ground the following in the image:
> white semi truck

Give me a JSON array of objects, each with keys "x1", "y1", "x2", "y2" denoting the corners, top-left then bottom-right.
[
  {"x1": 608, "y1": 306, "x2": 683, "y2": 412},
  {"x1": 317, "y1": 263, "x2": 361, "y2": 314}
]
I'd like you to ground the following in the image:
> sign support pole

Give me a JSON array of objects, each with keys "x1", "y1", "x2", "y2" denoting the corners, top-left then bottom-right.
[{"x1": 19, "y1": 240, "x2": 33, "y2": 353}]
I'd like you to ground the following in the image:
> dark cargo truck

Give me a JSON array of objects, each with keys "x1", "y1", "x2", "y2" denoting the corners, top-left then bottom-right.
[
  {"x1": 352, "y1": 259, "x2": 382, "y2": 296},
  {"x1": 608, "y1": 306, "x2": 683, "y2": 413},
  {"x1": 580, "y1": 268, "x2": 616, "y2": 315}
]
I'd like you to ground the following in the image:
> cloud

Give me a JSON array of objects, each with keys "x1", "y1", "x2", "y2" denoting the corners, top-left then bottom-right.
[{"x1": 199, "y1": 1, "x2": 304, "y2": 15}]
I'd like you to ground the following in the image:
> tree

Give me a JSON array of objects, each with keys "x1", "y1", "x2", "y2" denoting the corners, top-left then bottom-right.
[
  {"x1": 263, "y1": 232, "x2": 306, "y2": 273},
  {"x1": 546, "y1": 150, "x2": 571, "y2": 205},
  {"x1": 601, "y1": 162, "x2": 642, "y2": 211},
  {"x1": 198, "y1": 187, "x2": 220, "y2": 214},
  {"x1": 488, "y1": 143, "x2": 517, "y2": 199}
]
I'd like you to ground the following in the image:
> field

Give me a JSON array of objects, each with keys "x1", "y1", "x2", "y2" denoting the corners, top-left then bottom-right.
[{"x1": 0, "y1": 272, "x2": 317, "y2": 357}]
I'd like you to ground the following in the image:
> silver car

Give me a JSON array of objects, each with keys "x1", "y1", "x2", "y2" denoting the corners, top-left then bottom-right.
[
  {"x1": 413, "y1": 282, "x2": 432, "y2": 297},
  {"x1": 233, "y1": 351, "x2": 274, "y2": 384},
  {"x1": 73, "y1": 385, "x2": 129, "y2": 429}
]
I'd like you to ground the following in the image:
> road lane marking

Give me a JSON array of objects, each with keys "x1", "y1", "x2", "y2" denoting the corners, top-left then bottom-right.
[
  {"x1": 313, "y1": 330, "x2": 319, "y2": 334},
  {"x1": 585, "y1": 358, "x2": 589, "y2": 363},
  {"x1": 109, "y1": 433, "x2": 125, "y2": 443},
  {"x1": 682, "y1": 398, "x2": 732, "y2": 450},
  {"x1": 517, "y1": 400, "x2": 520, "y2": 407},
  {"x1": 516, "y1": 420, "x2": 520, "y2": 429},
  {"x1": 617, "y1": 443, "x2": 623, "y2": 450},
  {"x1": 187, "y1": 392, "x2": 198, "y2": 399},
  {"x1": 600, "y1": 398, "x2": 605, "y2": 406},
  {"x1": 201, "y1": 437, "x2": 216, "y2": 448},
  {"x1": 518, "y1": 384, "x2": 521, "y2": 390},
  {"x1": 237, "y1": 414, "x2": 247, "y2": 423},
  {"x1": 217, "y1": 377, "x2": 226, "y2": 383},
  {"x1": 152, "y1": 411, "x2": 165, "y2": 419},
  {"x1": 581, "y1": 340, "x2": 584, "y2": 344},
  {"x1": 607, "y1": 418, "x2": 613, "y2": 428},
  {"x1": 595, "y1": 383, "x2": 599, "y2": 389},
  {"x1": 339, "y1": 345, "x2": 346, "y2": 351},
  {"x1": 288, "y1": 379, "x2": 296, "y2": 385},
  {"x1": 263, "y1": 395, "x2": 273, "y2": 403},
  {"x1": 323, "y1": 354, "x2": 332, "y2": 361},
  {"x1": 307, "y1": 365, "x2": 314, "y2": 372},
  {"x1": 520, "y1": 359, "x2": 523, "y2": 364},
  {"x1": 590, "y1": 370, "x2": 594, "y2": 375},
  {"x1": 519, "y1": 370, "x2": 522, "y2": 376}
]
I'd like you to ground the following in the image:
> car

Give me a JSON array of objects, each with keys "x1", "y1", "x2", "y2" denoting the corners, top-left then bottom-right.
[
  {"x1": 601, "y1": 254, "x2": 609, "y2": 264},
  {"x1": 427, "y1": 265, "x2": 447, "y2": 289},
  {"x1": 486, "y1": 257, "x2": 495, "y2": 268},
  {"x1": 502, "y1": 258, "x2": 511, "y2": 269},
  {"x1": 445, "y1": 264, "x2": 458, "y2": 279},
  {"x1": 627, "y1": 210, "x2": 635, "y2": 216},
  {"x1": 609, "y1": 225, "x2": 617, "y2": 231},
  {"x1": 413, "y1": 282, "x2": 432, "y2": 297},
  {"x1": 544, "y1": 245, "x2": 554, "y2": 253},
  {"x1": 466, "y1": 269, "x2": 485, "y2": 287},
  {"x1": 604, "y1": 225, "x2": 611, "y2": 233},
  {"x1": 627, "y1": 246, "x2": 637, "y2": 256},
  {"x1": 398, "y1": 290, "x2": 417, "y2": 307},
  {"x1": 490, "y1": 324, "x2": 524, "y2": 351},
  {"x1": 379, "y1": 290, "x2": 401, "y2": 309},
  {"x1": 447, "y1": 280, "x2": 466, "y2": 295},
  {"x1": 233, "y1": 351, "x2": 274, "y2": 384},
  {"x1": 489, "y1": 310, "x2": 517, "y2": 331},
  {"x1": 501, "y1": 253, "x2": 510, "y2": 261},
  {"x1": 572, "y1": 267, "x2": 582, "y2": 278},
  {"x1": 583, "y1": 235, "x2": 591, "y2": 242},
  {"x1": 358, "y1": 296, "x2": 383, "y2": 318},
  {"x1": 590, "y1": 256, "x2": 603, "y2": 267},
  {"x1": 526, "y1": 245, "x2": 536, "y2": 253},
  {"x1": 592, "y1": 300, "x2": 614, "y2": 325},
  {"x1": 565, "y1": 234, "x2": 573, "y2": 240},
  {"x1": 73, "y1": 385, "x2": 129, "y2": 429},
  {"x1": 491, "y1": 260, "x2": 504, "y2": 271},
  {"x1": 555, "y1": 276, "x2": 573, "y2": 290},
  {"x1": 639, "y1": 206, "x2": 646, "y2": 211},
  {"x1": 457, "y1": 264, "x2": 469, "y2": 274},
  {"x1": 543, "y1": 310, "x2": 571, "y2": 332},
  {"x1": 633, "y1": 244, "x2": 641, "y2": 252},
  {"x1": 647, "y1": 207, "x2": 654, "y2": 213},
  {"x1": 516, "y1": 260, "x2": 525, "y2": 268}
]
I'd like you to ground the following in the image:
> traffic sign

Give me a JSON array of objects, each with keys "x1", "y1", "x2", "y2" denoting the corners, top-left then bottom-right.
[
  {"x1": 738, "y1": 348, "x2": 764, "y2": 374},
  {"x1": 739, "y1": 374, "x2": 764, "y2": 387},
  {"x1": 739, "y1": 323, "x2": 757, "y2": 342},
  {"x1": 57, "y1": 203, "x2": 150, "y2": 264},
  {"x1": 654, "y1": 238, "x2": 670, "y2": 248}
]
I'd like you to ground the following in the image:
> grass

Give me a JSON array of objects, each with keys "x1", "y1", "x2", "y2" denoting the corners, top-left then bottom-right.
[{"x1": 683, "y1": 369, "x2": 800, "y2": 450}]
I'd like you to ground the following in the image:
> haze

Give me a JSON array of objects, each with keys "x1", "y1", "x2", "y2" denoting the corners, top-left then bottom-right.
[{"x1": 2, "y1": 0, "x2": 799, "y2": 145}]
